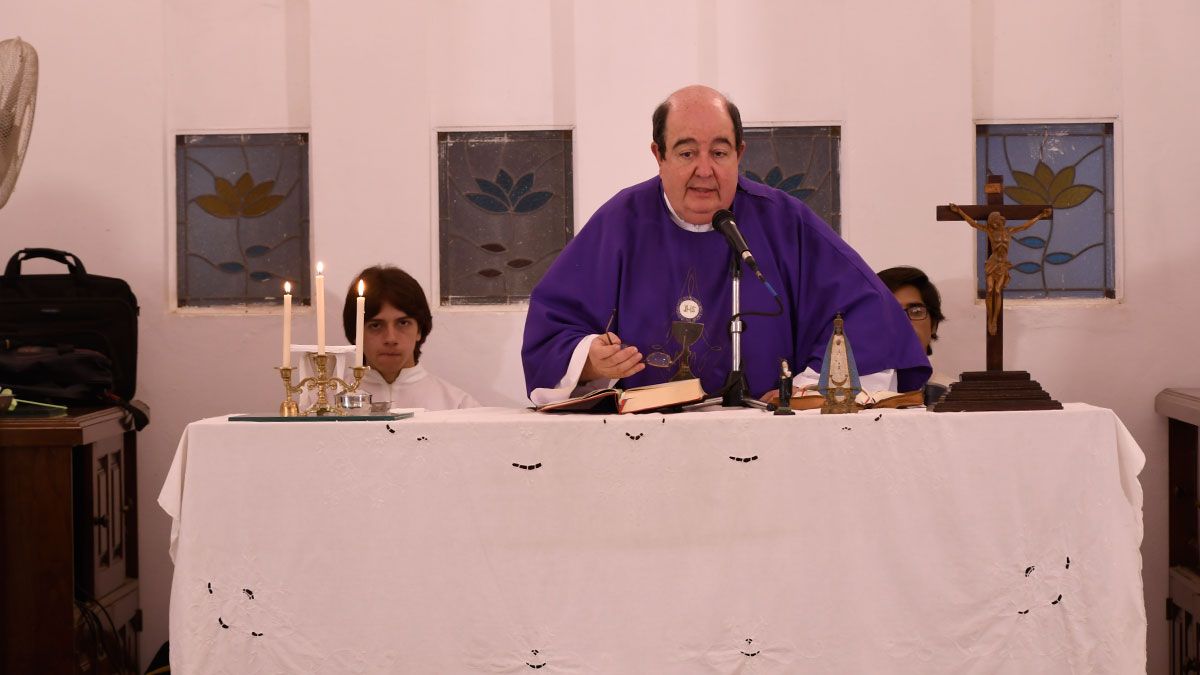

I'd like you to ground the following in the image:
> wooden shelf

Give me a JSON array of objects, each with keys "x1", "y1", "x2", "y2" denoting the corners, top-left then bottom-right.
[{"x1": 1157, "y1": 389, "x2": 1200, "y2": 428}]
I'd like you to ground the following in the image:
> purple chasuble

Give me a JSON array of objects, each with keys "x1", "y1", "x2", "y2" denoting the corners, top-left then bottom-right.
[{"x1": 521, "y1": 176, "x2": 930, "y2": 397}]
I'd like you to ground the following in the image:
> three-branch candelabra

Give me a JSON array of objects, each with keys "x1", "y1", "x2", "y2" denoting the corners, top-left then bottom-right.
[{"x1": 275, "y1": 352, "x2": 369, "y2": 416}]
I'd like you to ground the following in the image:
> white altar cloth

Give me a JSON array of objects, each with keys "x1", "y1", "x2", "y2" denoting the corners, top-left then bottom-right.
[{"x1": 159, "y1": 404, "x2": 1146, "y2": 674}]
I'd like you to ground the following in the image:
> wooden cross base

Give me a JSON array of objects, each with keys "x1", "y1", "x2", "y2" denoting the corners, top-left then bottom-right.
[{"x1": 928, "y1": 370, "x2": 1062, "y2": 413}]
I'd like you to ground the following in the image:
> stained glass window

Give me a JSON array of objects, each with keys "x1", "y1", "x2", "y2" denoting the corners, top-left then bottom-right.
[
  {"x1": 975, "y1": 123, "x2": 1115, "y2": 299},
  {"x1": 176, "y1": 133, "x2": 311, "y2": 307},
  {"x1": 741, "y1": 126, "x2": 841, "y2": 233},
  {"x1": 438, "y1": 130, "x2": 573, "y2": 305}
]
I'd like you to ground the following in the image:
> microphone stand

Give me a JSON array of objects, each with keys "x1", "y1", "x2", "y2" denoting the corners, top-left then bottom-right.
[{"x1": 692, "y1": 249, "x2": 771, "y2": 410}]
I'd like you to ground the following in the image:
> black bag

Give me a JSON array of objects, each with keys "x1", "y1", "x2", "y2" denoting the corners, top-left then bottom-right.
[
  {"x1": 0, "y1": 248, "x2": 139, "y2": 399},
  {"x1": 0, "y1": 343, "x2": 150, "y2": 430},
  {"x1": 0, "y1": 344, "x2": 113, "y2": 401}
]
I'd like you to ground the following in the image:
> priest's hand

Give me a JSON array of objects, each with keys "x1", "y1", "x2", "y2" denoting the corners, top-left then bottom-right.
[{"x1": 580, "y1": 332, "x2": 644, "y2": 382}]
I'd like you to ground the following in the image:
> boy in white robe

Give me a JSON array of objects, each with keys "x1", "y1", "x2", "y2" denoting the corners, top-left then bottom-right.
[{"x1": 342, "y1": 265, "x2": 479, "y2": 411}]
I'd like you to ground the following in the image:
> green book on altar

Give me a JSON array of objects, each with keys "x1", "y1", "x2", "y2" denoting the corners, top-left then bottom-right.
[{"x1": 228, "y1": 411, "x2": 414, "y2": 422}]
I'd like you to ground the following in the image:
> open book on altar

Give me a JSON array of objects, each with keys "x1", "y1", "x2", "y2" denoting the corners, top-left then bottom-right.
[
  {"x1": 787, "y1": 388, "x2": 924, "y2": 411},
  {"x1": 536, "y1": 378, "x2": 706, "y2": 414}
]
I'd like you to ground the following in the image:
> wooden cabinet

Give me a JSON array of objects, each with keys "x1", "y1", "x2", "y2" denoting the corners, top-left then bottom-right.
[
  {"x1": 1158, "y1": 389, "x2": 1200, "y2": 675},
  {"x1": 0, "y1": 407, "x2": 142, "y2": 674}
]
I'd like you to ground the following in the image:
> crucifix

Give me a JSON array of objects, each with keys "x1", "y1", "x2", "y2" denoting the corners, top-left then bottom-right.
[
  {"x1": 936, "y1": 175, "x2": 1051, "y2": 371},
  {"x1": 930, "y1": 174, "x2": 1062, "y2": 412}
]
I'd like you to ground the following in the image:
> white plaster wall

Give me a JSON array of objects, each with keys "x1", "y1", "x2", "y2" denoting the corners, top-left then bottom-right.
[{"x1": 0, "y1": 1, "x2": 1186, "y2": 671}]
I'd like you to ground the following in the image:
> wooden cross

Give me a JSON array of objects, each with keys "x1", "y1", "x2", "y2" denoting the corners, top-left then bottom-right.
[{"x1": 937, "y1": 175, "x2": 1052, "y2": 371}]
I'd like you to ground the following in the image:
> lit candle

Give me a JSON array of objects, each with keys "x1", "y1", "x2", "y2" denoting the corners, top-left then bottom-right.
[
  {"x1": 315, "y1": 261, "x2": 325, "y2": 356},
  {"x1": 354, "y1": 279, "x2": 365, "y2": 368},
  {"x1": 282, "y1": 281, "x2": 292, "y2": 368}
]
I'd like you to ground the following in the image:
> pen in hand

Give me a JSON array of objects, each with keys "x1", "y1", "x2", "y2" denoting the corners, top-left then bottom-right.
[{"x1": 602, "y1": 308, "x2": 617, "y2": 346}]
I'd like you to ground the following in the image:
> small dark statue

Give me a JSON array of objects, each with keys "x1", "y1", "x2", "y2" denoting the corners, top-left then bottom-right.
[{"x1": 773, "y1": 358, "x2": 795, "y2": 416}]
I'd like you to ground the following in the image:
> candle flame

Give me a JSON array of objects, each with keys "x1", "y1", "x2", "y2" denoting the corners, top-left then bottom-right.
[
  {"x1": 357, "y1": 279, "x2": 365, "y2": 296},
  {"x1": 284, "y1": 281, "x2": 292, "y2": 294},
  {"x1": 316, "y1": 261, "x2": 324, "y2": 275}
]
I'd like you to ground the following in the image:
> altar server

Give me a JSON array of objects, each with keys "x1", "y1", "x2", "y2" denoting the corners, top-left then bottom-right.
[{"x1": 343, "y1": 265, "x2": 479, "y2": 410}]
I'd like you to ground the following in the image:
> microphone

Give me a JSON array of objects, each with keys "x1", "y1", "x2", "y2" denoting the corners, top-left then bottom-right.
[{"x1": 712, "y1": 209, "x2": 770, "y2": 288}]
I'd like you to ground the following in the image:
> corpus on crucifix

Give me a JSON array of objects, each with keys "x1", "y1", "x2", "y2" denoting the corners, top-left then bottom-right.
[{"x1": 947, "y1": 202, "x2": 1051, "y2": 337}]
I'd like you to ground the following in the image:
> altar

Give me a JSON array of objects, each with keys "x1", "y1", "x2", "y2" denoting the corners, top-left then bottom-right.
[{"x1": 158, "y1": 404, "x2": 1146, "y2": 673}]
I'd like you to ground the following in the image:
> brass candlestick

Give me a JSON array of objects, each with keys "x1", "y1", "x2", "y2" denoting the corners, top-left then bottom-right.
[
  {"x1": 276, "y1": 366, "x2": 301, "y2": 416},
  {"x1": 276, "y1": 353, "x2": 370, "y2": 416}
]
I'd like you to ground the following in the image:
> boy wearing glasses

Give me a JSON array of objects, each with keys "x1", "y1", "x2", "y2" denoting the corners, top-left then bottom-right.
[{"x1": 877, "y1": 266, "x2": 951, "y2": 403}]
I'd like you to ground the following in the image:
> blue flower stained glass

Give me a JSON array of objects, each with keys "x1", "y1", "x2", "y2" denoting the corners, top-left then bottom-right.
[
  {"x1": 741, "y1": 126, "x2": 841, "y2": 234},
  {"x1": 438, "y1": 130, "x2": 573, "y2": 305},
  {"x1": 975, "y1": 123, "x2": 1115, "y2": 299}
]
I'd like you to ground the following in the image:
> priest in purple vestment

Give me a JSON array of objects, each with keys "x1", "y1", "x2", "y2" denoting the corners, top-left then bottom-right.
[{"x1": 521, "y1": 85, "x2": 930, "y2": 404}]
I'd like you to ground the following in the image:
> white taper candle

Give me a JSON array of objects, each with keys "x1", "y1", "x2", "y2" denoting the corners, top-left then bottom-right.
[
  {"x1": 315, "y1": 261, "x2": 326, "y2": 356},
  {"x1": 282, "y1": 281, "x2": 292, "y2": 367},
  {"x1": 355, "y1": 279, "x2": 365, "y2": 368}
]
